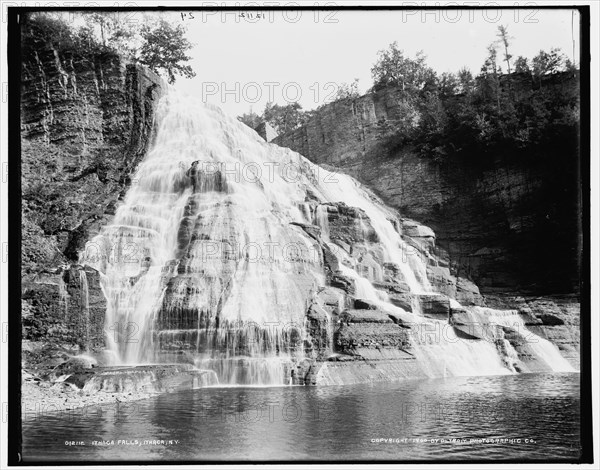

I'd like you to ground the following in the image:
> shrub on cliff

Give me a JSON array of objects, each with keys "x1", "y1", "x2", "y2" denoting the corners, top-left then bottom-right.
[
  {"x1": 22, "y1": 12, "x2": 196, "y2": 84},
  {"x1": 367, "y1": 33, "x2": 578, "y2": 165},
  {"x1": 137, "y1": 19, "x2": 196, "y2": 84},
  {"x1": 237, "y1": 111, "x2": 262, "y2": 130},
  {"x1": 371, "y1": 41, "x2": 437, "y2": 95},
  {"x1": 263, "y1": 102, "x2": 308, "y2": 135},
  {"x1": 333, "y1": 79, "x2": 361, "y2": 100},
  {"x1": 22, "y1": 13, "x2": 105, "y2": 58}
]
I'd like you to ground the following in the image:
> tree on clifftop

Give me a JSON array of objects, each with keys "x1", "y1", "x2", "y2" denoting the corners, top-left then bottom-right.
[
  {"x1": 333, "y1": 79, "x2": 361, "y2": 100},
  {"x1": 137, "y1": 19, "x2": 196, "y2": 84},
  {"x1": 24, "y1": 12, "x2": 196, "y2": 85},
  {"x1": 531, "y1": 48, "x2": 567, "y2": 84},
  {"x1": 496, "y1": 25, "x2": 513, "y2": 75},
  {"x1": 84, "y1": 13, "x2": 196, "y2": 84},
  {"x1": 514, "y1": 56, "x2": 531, "y2": 74},
  {"x1": 263, "y1": 102, "x2": 306, "y2": 135},
  {"x1": 371, "y1": 42, "x2": 436, "y2": 94},
  {"x1": 237, "y1": 110, "x2": 262, "y2": 129}
]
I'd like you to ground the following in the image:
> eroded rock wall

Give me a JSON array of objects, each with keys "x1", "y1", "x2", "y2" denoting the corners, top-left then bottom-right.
[
  {"x1": 20, "y1": 43, "x2": 580, "y2": 384},
  {"x1": 273, "y1": 76, "x2": 581, "y2": 296},
  {"x1": 21, "y1": 44, "x2": 165, "y2": 351}
]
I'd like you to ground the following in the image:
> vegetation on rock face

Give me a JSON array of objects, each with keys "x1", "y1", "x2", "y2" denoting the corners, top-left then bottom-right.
[
  {"x1": 332, "y1": 79, "x2": 361, "y2": 100},
  {"x1": 238, "y1": 102, "x2": 314, "y2": 135},
  {"x1": 371, "y1": 41, "x2": 437, "y2": 93},
  {"x1": 237, "y1": 79, "x2": 361, "y2": 134},
  {"x1": 241, "y1": 26, "x2": 579, "y2": 163},
  {"x1": 237, "y1": 110, "x2": 263, "y2": 130},
  {"x1": 21, "y1": 13, "x2": 164, "y2": 275},
  {"x1": 268, "y1": 27, "x2": 580, "y2": 295},
  {"x1": 137, "y1": 19, "x2": 196, "y2": 84},
  {"x1": 370, "y1": 27, "x2": 579, "y2": 164},
  {"x1": 262, "y1": 102, "x2": 310, "y2": 135},
  {"x1": 22, "y1": 12, "x2": 196, "y2": 84}
]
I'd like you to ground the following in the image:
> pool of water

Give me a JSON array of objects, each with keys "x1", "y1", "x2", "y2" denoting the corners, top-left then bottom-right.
[{"x1": 22, "y1": 372, "x2": 581, "y2": 462}]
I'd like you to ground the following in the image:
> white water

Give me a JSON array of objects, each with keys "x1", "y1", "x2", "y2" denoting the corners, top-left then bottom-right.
[
  {"x1": 83, "y1": 90, "x2": 325, "y2": 382},
  {"x1": 318, "y1": 174, "x2": 430, "y2": 294},
  {"x1": 467, "y1": 307, "x2": 576, "y2": 373},
  {"x1": 338, "y1": 264, "x2": 381, "y2": 302},
  {"x1": 79, "y1": 270, "x2": 90, "y2": 353},
  {"x1": 57, "y1": 275, "x2": 68, "y2": 315},
  {"x1": 499, "y1": 339, "x2": 521, "y2": 372},
  {"x1": 337, "y1": 263, "x2": 514, "y2": 378},
  {"x1": 81, "y1": 88, "x2": 575, "y2": 385},
  {"x1": 409, "y1": 327, "x2": 513, "y2": 378},
  {"x1": 315, "y1": 205, "x2": 330, "y2": 241}
]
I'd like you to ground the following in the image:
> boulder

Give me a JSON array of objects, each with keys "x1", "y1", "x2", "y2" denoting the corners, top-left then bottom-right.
[
  {"x1": 426, "y1": 265, "x2": 484, "y2": 306},
  {"x1": 317, "y1": 287, "x2": 346, "y2": 310},
  {"x1": 426, "y1": 265, "x2": 456, "y2": 298},
  {"x1": 456, "y1": 276, "x2": 483, "y2": 305},
  {"x1": 388, "y1": 294, "x2": 413, "y2": 312},
  {"x1": 401, "y1": 220, "x2": 435, "y2": 239},
  {"x1": 324, "y1": 202, "x2": 380, "y2": 246},
  {"x1": 322, "y1": 243, "x2": 341, "y2": 273},
  {"x1": 334, "y1": 319, "x2": 411, "y2": 354},
  {"x1": 305, "y1": 303, "x2": 331, "y2": 356},
  {"x1": 290, "y1": 222, "x2": 321, "y2": 240},
  {"x1": 416, "y1": 294, "x2": 450, "y2": 319},
  {"x1": 330, "y1": 273, "x2": 356, "y2": 295},
  {"x1": 354, "y1": 299, "x2": 378, "y2": 310},
  {"x1": 372, "y1": 281, "x2": 411, "y2": 295},
  {"x1": 536, "y1": 313, "x2": 565, "y2": 326},
  {"x1": 341, "y1": 309, "x2": 393, "y2": 324},
  {"x1": 449, "y1": 307, "x2": 503, "y2": 341},
  {"x1": 401, "y1": 219, "x2": 436, "y2": 250},
  {"x1": 382, "y1": 262, "x2": 402, "y2": 282},
  {"x1": 386, "y1": 311, "x2": 414, "y2": 327}
]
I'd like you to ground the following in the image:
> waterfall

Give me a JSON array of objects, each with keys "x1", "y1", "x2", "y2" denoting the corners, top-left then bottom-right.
[
  {"x1": 407, "y1": 318, "x2": 514, "y2": 378},
  {"x1": 314, "y1": 205, "x2": 330, "y2": 241},
  {"x1": 338, "y1": 264, "x2": 384, "y2": 302},
  {"x1": 84, "y1": 90, "x2": 322, "y2": 384},
  {"x1": 80, "y1": 88, "x2": 575, "y2": 386},
  {"x1": 57, "y1": 274, "x2": 68, "y2": 316},
  {"x1": 466, "y1": 307, "x2": 576, "y2": 373},
  {"x1": 300, "y1": 202, "x2": 314, "y2": 224},
  {"x1": 317, "y1": 174, "x2": 430, "y2": 294},
  {"x1": 79, "y1": 270, "x2": 90, "y2": 353},
  {"x1": 498, "y1": 339, "x2": 520, "y2": 372}
]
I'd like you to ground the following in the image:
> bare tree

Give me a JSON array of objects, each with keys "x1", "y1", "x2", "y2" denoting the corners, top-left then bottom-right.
[{"x1": 496, "y1": 25, "x2": 513, "y2": 75}]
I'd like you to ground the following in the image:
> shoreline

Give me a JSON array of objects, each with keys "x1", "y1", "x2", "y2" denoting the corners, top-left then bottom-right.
[
  {"x1": 21, "y1": 381, "x2": 166, "y2": 421},
  {"x1": 22, "y1": 367, "x2": 581, "y2": 422}
]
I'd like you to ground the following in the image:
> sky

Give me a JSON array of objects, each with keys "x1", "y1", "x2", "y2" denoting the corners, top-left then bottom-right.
[
  {"x1": 73, "y1": 8, "x2": 581, "y2": 119},
  {"x1": 170, "y1": 8, "x2": 581, "y2": 118}
]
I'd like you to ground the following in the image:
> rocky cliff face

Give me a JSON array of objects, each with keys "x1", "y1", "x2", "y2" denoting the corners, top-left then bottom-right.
[
  {"x1": 273, "y1": 76, "x2": 581, "y2": 297},
  {"x1": 21, "y1": 44, "x2": 165, "y2": 351},
  {"x1": 20, "y1": 44, "x2": 580, "y2": 387}
]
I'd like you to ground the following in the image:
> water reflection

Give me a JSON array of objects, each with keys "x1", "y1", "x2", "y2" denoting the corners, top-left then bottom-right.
[{"x1": 23, "y1": 373, "x2": 580, "y2": 462}]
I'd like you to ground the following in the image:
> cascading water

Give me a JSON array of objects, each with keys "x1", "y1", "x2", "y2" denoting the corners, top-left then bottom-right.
[
  {"x1": 316, "y1": 174, "x2": 431, "y2": 294},
  {"x1": 79, "y1": 270, "x2": 90, "y2": 353},
  {"x1": 315, "y1": 205, "x2": 330, "y2": 241},
  {"x1": 84, "y1": 89, "x2": 326, "y2": 384},
  {"x1": 82, "y1": 88, "x2": 576, "y2": 386},
  {"x1": 466, "y1": 307, "x2": 576, "y2": 373},
  {"x1": 338, "y1": 264, "x2": 387, "y2": 302},
  {"x1": 57, "y1": 274, "x2": 68, "y2": 316}
]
